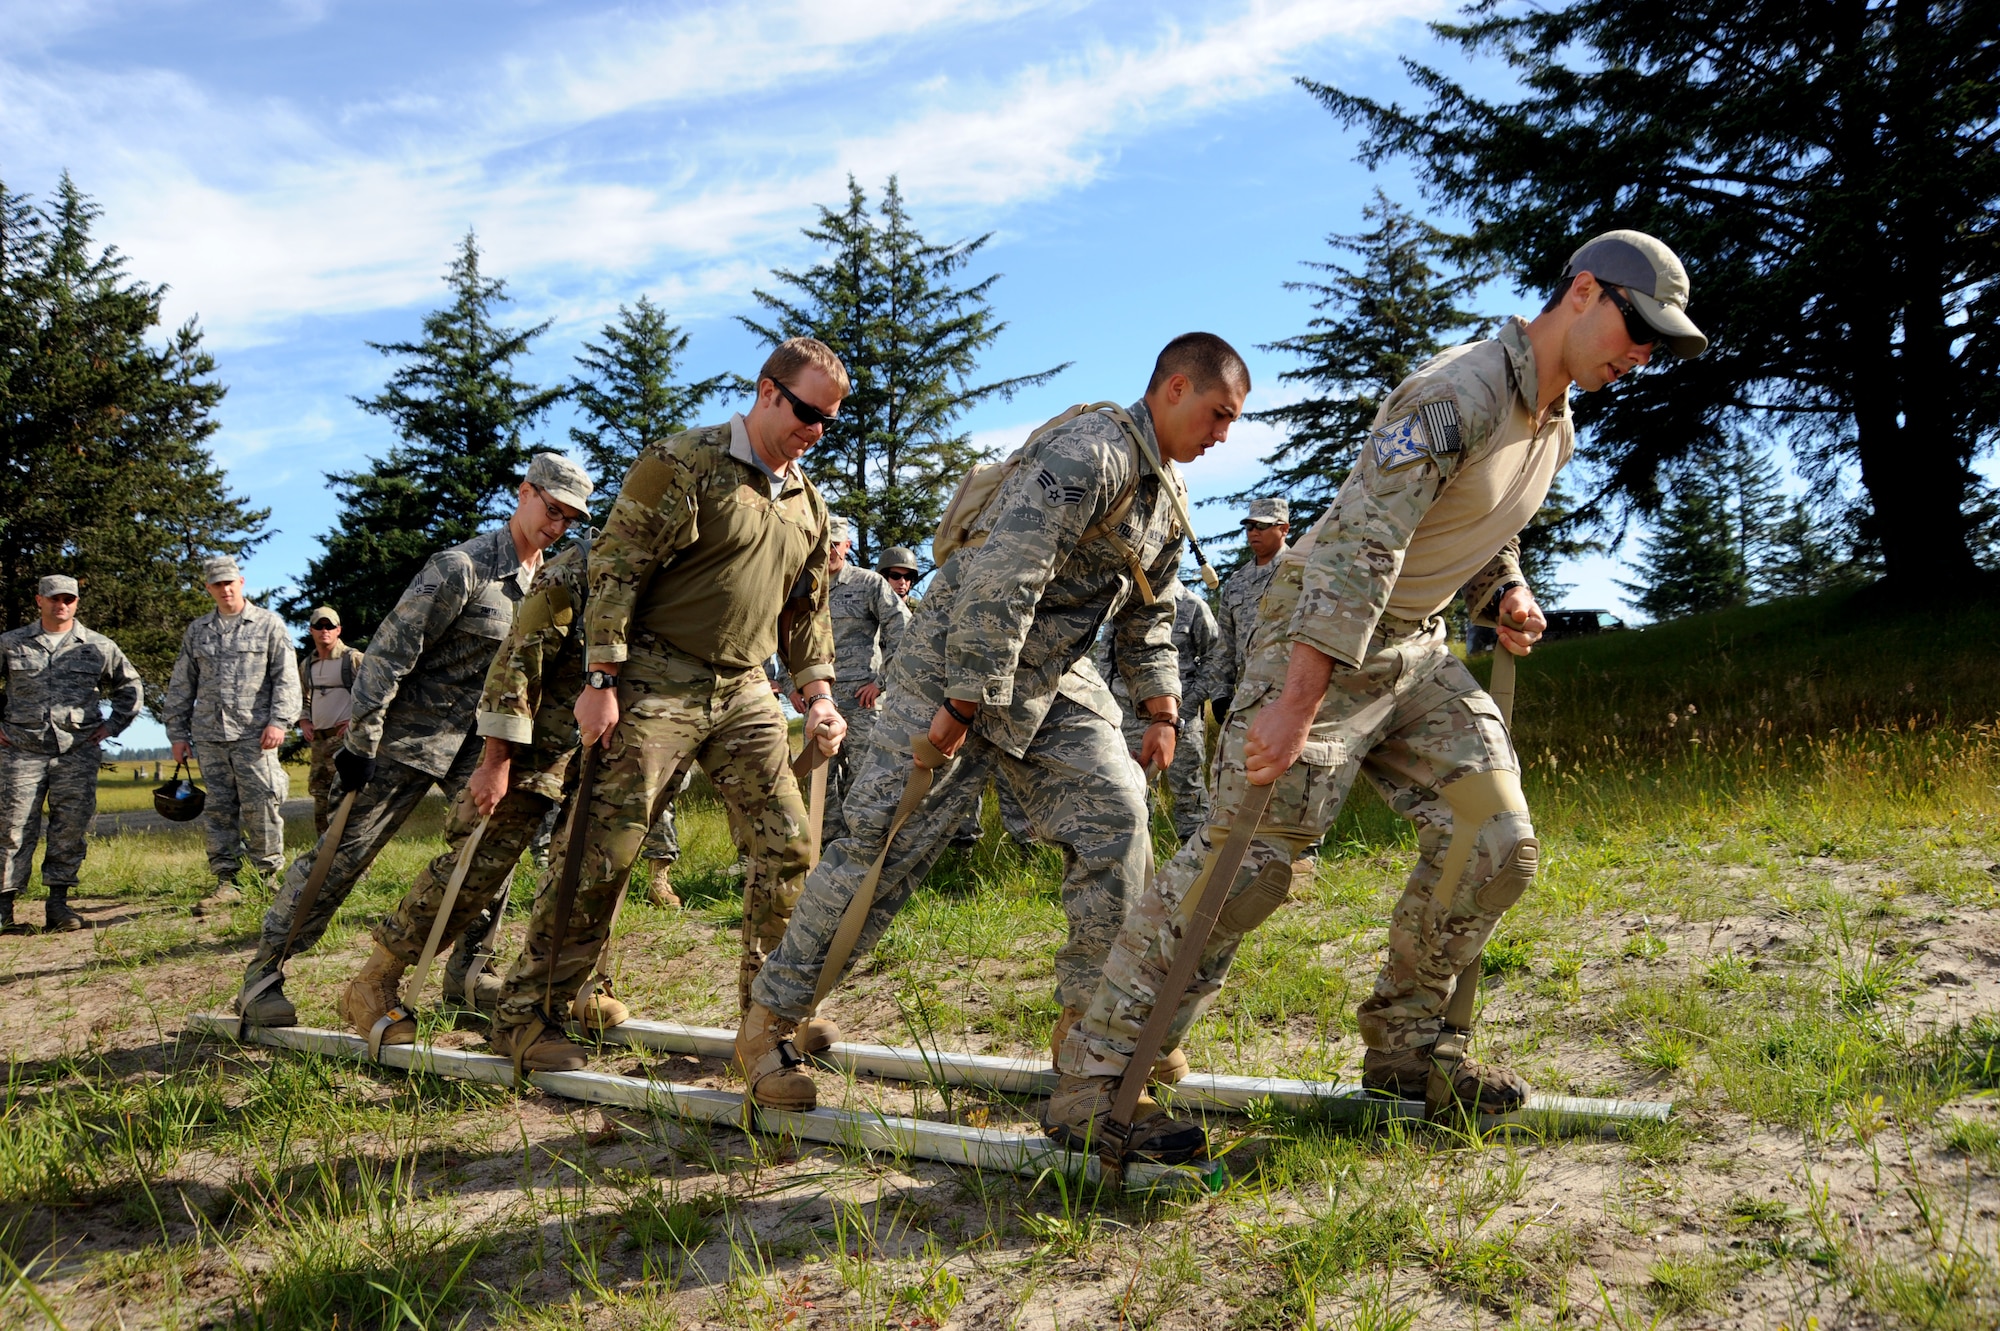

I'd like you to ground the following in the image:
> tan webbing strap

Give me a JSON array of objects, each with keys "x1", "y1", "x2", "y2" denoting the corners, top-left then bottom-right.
[
  {"x1": 1488, "y1": 646, "x2": 1517, "y2": 729},
  {"x1": 1102, "y1": 777, "x2": 1278, "y2": 1170},
  {"x1": 238, "y1": 787, "x2": 358, "y2": 1033},
  {"x1": 809, "y1": 732, "x2": 952, "y2": 1009},
  {"x1": 804, "y1": 719, "x2": 835, "y2": 866},
  {"x1": 1104, "y1": 405, "x2": 1218, "y2": 591},
  {"x1": 466, "y1": 876, "x2": 512, "y2": 1007},
  {"x1": 406, "y1": 809, "x2": 492, "y2": 1009}
]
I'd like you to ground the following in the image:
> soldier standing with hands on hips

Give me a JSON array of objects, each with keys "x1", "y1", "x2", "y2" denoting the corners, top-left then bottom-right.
[
  {"x1": 0, "y1": 575, "x2": 143, "y2": 934},
  {"x1": 163, "y1": 557, "x2": 301, "y2": 917}
]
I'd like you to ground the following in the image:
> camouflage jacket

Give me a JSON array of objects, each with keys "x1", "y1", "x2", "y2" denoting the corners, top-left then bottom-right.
[
  {"x1": 474, "y1": 538, "x2": 591, "y2": 801},
  {"x1": 162, "y1": 603, "x2": 302, "y2": 744},
  {"x1": 583, "y1": 419, "x2": 835, "y2": 686},
  {"x1": 892, "y1": 399, "x2": 1186, "y2": 758},
  {"x1": 345, "y1": 525, "x2": 534, "y2": 777},
  {"x1": 1213, "y1": 553, "x2": 1282, "y2": 705},
  {"x1": 1289, "y1": 318, "x2": 1573, "y2": 668},
  {"x1": 1094, "y1": 579, "x2": 1221, "y2": 720},
  {"x1": 0, "y1": 622, "x2": 143, "y2": 754}
]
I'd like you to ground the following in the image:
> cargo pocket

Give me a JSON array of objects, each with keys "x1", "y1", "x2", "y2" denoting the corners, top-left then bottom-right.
[
  {"x1": 1217, "y1": 858, "x2": 1294, "y2": 935},
  {"x1": 1457, "y1": 693, "x2": 1516, "y2": 768}
]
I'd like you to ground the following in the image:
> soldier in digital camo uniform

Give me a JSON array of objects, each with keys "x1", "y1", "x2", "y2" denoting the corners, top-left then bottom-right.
[
  {"x1": 233, "y1": 456, "x2": 592, "y2": 1027},
  {"x1": 486, "y1": 338, "x2": 846, "y2": 1074},
  {"x1": 1048, "y1": 231, "x2": 1708, "y2": 1162},
  {"x1": 163, "y1": 556, "x2": 302, "y2": 915},
  {"x1": 0, "y1": 575, "x2": 143, "y2": 934},
  {"x1": 337, "y1": 533, "x2": 626, "y2": 1043},
  {"x1": 1096, "y1": 577, "x2": 1222, "y2": 842},
  {"x1": 1211, "y1": 496, "x2": 1289, "y2": 720},
  {"x1": 740, "y1": 333, "x2": 1251, "y2": 1113}
]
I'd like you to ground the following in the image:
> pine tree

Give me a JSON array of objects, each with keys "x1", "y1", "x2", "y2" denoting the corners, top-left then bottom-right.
[
  {"x1": 1248, "y1": 191, "x2": 1488, "y2": 535},
  {"x1": 1617, "y1": 452, "x2": 1749, "y2": 619},
  {"x1": 741, "y1": 177, "x2": 1067, "y2": 563},
  {"x1": 287, "y1": 233, "x2": 565, "y2": 638},
  {"x1": 1757, "y1": 497, "x2": 1856, "y2": 599},
  {"x1": 568, "y1": 296, "x2": 726, "y2": 524},
  {"x1": 1724, "y1": 436, "x2": 1786, "y2": 586},
  {"x1": 1308, "y1": 0, "x2": 2000, "y2": 592},
  {"x1": 0, "y1": 173, "x2": 268, "y2": 701}
]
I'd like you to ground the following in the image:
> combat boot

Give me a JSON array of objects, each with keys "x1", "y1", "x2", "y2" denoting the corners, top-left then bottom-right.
[
  {"x1": 192, "y1": 880, "x2": 243, "y2": 918},
  {"x1": 795, "y1": 1016, "x2": 840, "y2": 1057},
  {"x1": 339, "y1": 944, "x2": 415, "y2": 1047},
  {"x1": 572, "y1": 981, "x2": 630, "y2": 1032},
  {"x1": 233, "y1": 954, "x2": 298, "y2": 1028},
  {"x1": 645, "y1": 862, "x2": 681, "y2": 910},
  {"x1": 0, "y1": 893, "x2": 34, "y2": 937},
  {"x1": 440, "y1": 958, "x2": 502, "y2": 1015},
  {"x1": 41, "y1": 888, "x2": 83, "y2": 934},
  {"x1": 1049, "y1": 1006, "x2": 1187, "y2": 1085},
  {"x1": 490, "y1": 1015, "x2": 588, "y2": 1073},
  {"x1": 1041, "y1": 1072, "x2": 1206, "y2": 1164},
  {"x1": 1362, "y1": 1043, "x2": 1529, "y2": 1113},
  {"x1": 734, "y1": 1003, "x2": 817, "y2": 1112}
]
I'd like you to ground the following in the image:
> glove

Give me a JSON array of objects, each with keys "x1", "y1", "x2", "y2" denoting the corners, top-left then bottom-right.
[
  {"x1": 332, "y1": 747, "x2": 377, "y2": 798},
  {"x1": 1212, "y1": 696, "x2": 1233, "y2": 723}
]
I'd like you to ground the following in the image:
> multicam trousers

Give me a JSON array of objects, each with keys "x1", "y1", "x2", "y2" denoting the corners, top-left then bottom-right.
[
  {"x1": 250, "y1": 736, "x2": 482, "y2": 974},
  {"x1": 491, "y1": 646, "x2": 812, "y2": 1035},
  {"x1": 1118, "y1": 707, "x2": 1211, "y2": 843},
  {"x1": 0, "y1": 742, "x2": 99, "y2": 896},
  {"x1": 194, "y1": 737, "x2": 289, "y2": 884},
  {"x1": 753, "y1": 688, "x2": 1149, "y2": 1022},
  {"x1": 373, "y1": 781, "x2": 559, "y2": 978},
  {"x1": 307, "y1": 731, "x2": 345, "y2": 836},
  {"x1": 1061, "y1": 562, "x2": 1531, "y2": 1079}
]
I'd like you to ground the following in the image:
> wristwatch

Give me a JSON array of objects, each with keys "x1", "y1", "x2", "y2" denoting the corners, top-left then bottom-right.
[{"x1": 585, "y1": 669, "x2": 618, "y2": 690}]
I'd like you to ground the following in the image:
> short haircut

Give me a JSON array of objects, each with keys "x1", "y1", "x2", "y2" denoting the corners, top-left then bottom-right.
[
  {"x1": 759, "y1": 337, "x2": 852, "y2": 397},
  {"x1": 1147, "y1": 331, "x2": 1251, "y2": 396}
]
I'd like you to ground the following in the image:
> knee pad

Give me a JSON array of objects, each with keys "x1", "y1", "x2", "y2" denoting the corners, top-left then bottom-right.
[{"x1": 1437, "y1": 770, "x2": 1538, "y2": 917}]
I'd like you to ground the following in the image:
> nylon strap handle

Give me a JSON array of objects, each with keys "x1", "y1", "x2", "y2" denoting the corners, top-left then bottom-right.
[
  {"x1": 808, "y1": 732, "x2": 952, "y2": 1010},
  {"x1": 239, "y1": 786, "x2": 359, "y2": 1035},
  {"x1": 1104, "y1": 405, "x2": 1218, "y2": 591},
  {"x1": 1102, "y1": 776, "x2": 1278, "y2": 1172},
  {"x1": 466, "y1": 875, "x2": 512, "y2": 1007},
  {"x1": 406, "y1": 809, "x2": 491, "y2": 1009},
  {"x1": 514, "y1": 739, "x2": 602, "y2": 1088}
]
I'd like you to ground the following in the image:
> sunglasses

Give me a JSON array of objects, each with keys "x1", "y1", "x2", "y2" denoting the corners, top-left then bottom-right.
[
  {"x1": 46, "y1": 593, "x2": 78, "y2": 604},
  {"x1": 530, "y1": 484, "x2": 579, "y2": 528},
  {"x1": 769, "y1": 378, "x2": 840, "y2": 430},
  {"x1": 311, "y1": 620, "x2": 338, "y2": 631},
  {"x1": 882, "y1": 569, "x2": 916, "y2": 582},
  {"x1": 1604, "y1": 285, "x2": 1667, "y2": 350},
  {"x1": 1243, "y1": 520, "x2": 1280, "y2": 532}
]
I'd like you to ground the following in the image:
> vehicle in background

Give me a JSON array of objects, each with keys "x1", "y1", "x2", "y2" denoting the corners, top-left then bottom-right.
[{"x1": 1466, "y1": 608, "x2": 1628, "y2": 655}]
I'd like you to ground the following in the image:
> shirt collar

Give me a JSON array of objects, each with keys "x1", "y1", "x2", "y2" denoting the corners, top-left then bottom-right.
[
  {"x1": 1498, "y1": 316, "x2": 1570, "y2": 427},
  {"x1": 730, "y1": 414, "x2": 794, "y2": 496}
]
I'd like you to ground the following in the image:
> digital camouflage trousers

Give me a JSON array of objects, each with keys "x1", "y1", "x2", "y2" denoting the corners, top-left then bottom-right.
[
  {"x1": 490, "y1": 647, "x2": 812, "y2": 1036},
  {"x1": 0, "y1": 741, "x2": 99, "y2": 896},
  {"x1": 752, "y1": 687, "x2": 1149, "y2": 1023},
  {"x1": 195, "y1": 737, "x2": 289, "y2": 884},
  {"x1": 1061, "y1": 562, "x2": 1532, "y2": 1079}
]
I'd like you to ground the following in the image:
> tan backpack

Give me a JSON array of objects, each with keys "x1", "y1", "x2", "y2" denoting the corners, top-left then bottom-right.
[{"x1": 930, "y1": 402, "x2": 1214, "y2": 603}]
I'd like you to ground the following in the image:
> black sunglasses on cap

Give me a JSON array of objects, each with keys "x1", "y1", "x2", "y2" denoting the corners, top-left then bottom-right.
[
  {"x1": 768, "y1": 378, "x2": 840, "y2": 430},
  {"x1": 1603, "y1": 285, "x2": 1668, "y2": 351}
]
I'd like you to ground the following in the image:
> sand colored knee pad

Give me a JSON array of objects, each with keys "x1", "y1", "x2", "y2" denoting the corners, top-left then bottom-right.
[
  {"x1": 1436, "y1": 769, "x2": 1538, "y2": 916},
  {"x1": 1217, "y1": 857, "x2": 1296, "y2": 935}
]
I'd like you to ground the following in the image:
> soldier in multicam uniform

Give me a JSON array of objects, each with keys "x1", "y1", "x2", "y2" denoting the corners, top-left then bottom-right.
[
  {"x1": 296, "y1": 606, "x2": 364, "y2": 836},
  {"x1": 1048, "y1": 231, "x2": 1707, "y2": 1161},
  {"x1": 233, "y1": 455, "x2": 592, "y2": 1027},
  {"x1": 163, "y1": 556, "x2": 302, "y2": 916},
  {"x1": 337, "y1": 534, "x2": 621, "y2": 1042},
  {"x1": 486, "y1": 338, "x2": 846, "y2": 1074},
  {"x1": 0, "y1": 575, "x2": 143, "y2": 934},
  {"x1": 740, "y1": 332, "x2": 1252, "y2": 1112},
  {"x1": 1096, "y1": 578, "x2": 1221, "y2": 843},
  {"x1": 1211, "y1": 496, "x2": 1290, "y2": 720}
]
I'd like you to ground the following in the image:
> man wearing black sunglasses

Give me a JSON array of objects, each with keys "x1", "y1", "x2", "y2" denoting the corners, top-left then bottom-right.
[
  {"x1": 295, "y1": 606, "x2": 363, "y2": 836},
  {"x1": 485, "y1": 338, "x2": 848, "y2": 1074}
]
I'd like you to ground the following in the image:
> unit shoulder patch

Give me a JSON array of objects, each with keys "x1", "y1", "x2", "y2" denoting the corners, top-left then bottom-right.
[{"x1": 1371, "y1": 399, "x2": 1464, "y2": 473}]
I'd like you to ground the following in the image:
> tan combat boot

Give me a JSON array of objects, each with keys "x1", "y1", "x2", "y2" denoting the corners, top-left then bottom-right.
[
  {"x1": 646, "y1": 862, "x2": 681, "y2": 910},
  {"x1": 572, "y1": 981, "x2": 631, "y2": 1032},
  {"x1": 490, "y1": 1017, "x2": 588, "y2": 1073},
  {"x1": 1361, "y1": 1044, "x2": 1529, "y2": 1113},
  {"x1": 734, "y1": 1003, "x2": 817, "y2": 1111},
  {"x1": 338, "y1": 944, "x2": 415, "y2": 1047},
  {"x1": 192, "y1": 881, "x2": 243, "y2": 918},
  {"x1": 796, "y1": 1016, "x2": 840, "y2": 1057},
  {"x1": 1041, "y1": 1072, "x2": 1206, "y2": 1163},
  {"x1": 1050, "y1": 1006, "x2": 1187, "y2": 1084}
]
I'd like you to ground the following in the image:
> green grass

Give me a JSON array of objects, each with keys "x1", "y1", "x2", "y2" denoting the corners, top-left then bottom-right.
[{"x1": 4, "y1": 585, "x2": 1999, "y2": 1328}]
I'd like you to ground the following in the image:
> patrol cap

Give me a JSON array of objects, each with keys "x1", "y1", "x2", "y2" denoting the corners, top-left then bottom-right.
[
  {"x1": 1561, "y1": 230, "x2": 1708, "y2": 358},
  {"x1": 526, "y1": 453, "x2": 593, "y2": 514},
  {"x1": 828, "y1": 515, "x2": 851, "y2": 544},
  {"x1": 877, "y1": 546, "x2": 921, "y2": 576},
  {"x1": 38, "y1": 574, "x2": 78, "y2": 598},
  {"x1": 309, "y1": 606, "x2": 341, "y2": 627},
  {"x1": 1243, "y1": 497, "x2": 1290, "y2": 525},
  {"x1": 202, "y1": 555, "x2": 243, "y2": 585}
]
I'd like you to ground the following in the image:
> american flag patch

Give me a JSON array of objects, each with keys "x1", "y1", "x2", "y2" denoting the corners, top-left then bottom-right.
[{"x1": 1417, "y1": 400, "x2": 1462, "y2": 455}]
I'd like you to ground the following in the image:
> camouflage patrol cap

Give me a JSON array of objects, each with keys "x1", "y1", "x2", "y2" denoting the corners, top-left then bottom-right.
[
  {"x1": 828, "y1": 515, "x2": 851, "y2": 543},
  {"x1": 877, "y1": 546, "x2": 921, "y2": 576},
  {"x1": 1562, "y1": 230, "x2": 1708, "y2": 358},
  {"x1": 525, "y1": 453, "x2": 593, "y2": 514},
  {"x1": 37, "y1": 574, "x2": 78, "y2": 597},
  {"x1": 202, "y1": 555, "x2": 242, "y2": 585},
  {"x1": 1243, "y1": 497, "x2": 1289, "y2": 525}
]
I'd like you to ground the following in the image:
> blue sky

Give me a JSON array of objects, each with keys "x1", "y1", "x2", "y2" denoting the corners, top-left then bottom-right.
[{"x1": 8, "y1": 0, "x2": 1692, "y2": 743}]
